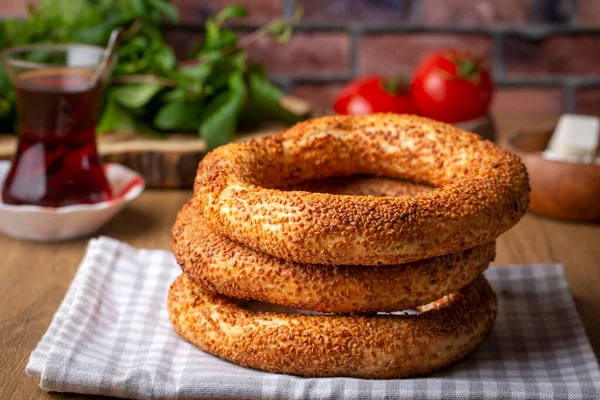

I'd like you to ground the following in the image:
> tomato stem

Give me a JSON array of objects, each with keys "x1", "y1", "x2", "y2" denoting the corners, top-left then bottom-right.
[{"x1": 458, "y1": 59, "x2": 478, "y2": 78}]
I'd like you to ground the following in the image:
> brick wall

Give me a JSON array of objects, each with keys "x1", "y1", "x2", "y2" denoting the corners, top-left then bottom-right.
[
  {"x1": 4, "y1": 0, "x2": 600, "y2": 115},
  {"x1": 167, "y1": 0, "x2": 600, "y2": 115}
]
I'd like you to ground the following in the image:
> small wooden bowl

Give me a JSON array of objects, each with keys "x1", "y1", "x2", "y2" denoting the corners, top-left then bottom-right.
[{"x1": 505, "y1": 130, "x2": 600, "y2": 223}]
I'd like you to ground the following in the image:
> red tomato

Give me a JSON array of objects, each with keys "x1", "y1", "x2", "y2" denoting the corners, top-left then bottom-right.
[
  {"x1": 411, "y1": 50, "x2": 493, "y2": 123},
  {"x1": 333, "y1": 75, "x2": 416, "y2": 115}
]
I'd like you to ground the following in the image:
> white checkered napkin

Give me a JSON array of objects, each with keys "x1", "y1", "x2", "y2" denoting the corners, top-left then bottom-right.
[{"x1": 27, "y1": 237, "x2": 600, "y2": 399}]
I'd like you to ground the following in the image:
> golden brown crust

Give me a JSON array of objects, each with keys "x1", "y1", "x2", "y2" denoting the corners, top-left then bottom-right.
[
  {"x1": 168, "y1": 274, "x2": 498, "y2": 379},
  {"x1": 172, "y1": 199, "x2": 495, "y2": 313},
  {"x1": 194, "y1": 114, "x2": 530, "y2": 265}
]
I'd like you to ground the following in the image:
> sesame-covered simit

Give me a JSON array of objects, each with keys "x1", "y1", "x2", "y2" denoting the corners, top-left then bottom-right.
[
  {"x1": 168, "y1": 274, "x2": 498, "y2": 379},
  {"x1": 194, "y1": 114, "x2": 530, "y2": 266},
  {"x1": 169, "y1": 114, "x2": 530, "y2": 379}
]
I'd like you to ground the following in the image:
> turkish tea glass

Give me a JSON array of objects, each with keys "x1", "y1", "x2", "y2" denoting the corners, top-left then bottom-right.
[{"x1": 1, "y1": 44, "x2": 116, "y2": 207}]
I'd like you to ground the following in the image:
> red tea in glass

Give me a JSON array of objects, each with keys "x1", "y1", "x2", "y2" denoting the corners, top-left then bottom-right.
[{"x1": 1, "y1": 45, "x2": 114, "y2": 207}]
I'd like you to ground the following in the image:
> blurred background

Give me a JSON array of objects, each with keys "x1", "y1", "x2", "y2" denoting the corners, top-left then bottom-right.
[{"x1": 2, "y1": 0, "x2": 600, "y2": 116}]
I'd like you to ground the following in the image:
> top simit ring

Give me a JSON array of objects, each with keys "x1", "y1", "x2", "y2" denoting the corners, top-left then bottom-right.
[{"x1": 194, "y1": 114, "x2": 529, "y2": 266}]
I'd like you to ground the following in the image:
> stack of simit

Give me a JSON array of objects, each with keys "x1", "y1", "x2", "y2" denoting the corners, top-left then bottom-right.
[{"x1": 169, "y1": 114, "x2": 530, "y2": 378}]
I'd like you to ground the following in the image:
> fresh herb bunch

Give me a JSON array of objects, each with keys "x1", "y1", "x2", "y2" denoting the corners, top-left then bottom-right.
[{"x1": 0, "y1": 0, "x2": 303, "y2": 149}]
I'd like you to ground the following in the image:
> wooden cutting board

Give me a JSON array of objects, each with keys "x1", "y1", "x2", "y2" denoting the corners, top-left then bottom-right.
[{"x1": 0, "y1": 101, "x2": 495, "y2": 189}]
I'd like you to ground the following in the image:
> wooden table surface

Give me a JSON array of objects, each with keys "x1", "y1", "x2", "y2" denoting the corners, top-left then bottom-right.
[{"x1": 1, "y1": 115, "x2": 599, "y2": 399}]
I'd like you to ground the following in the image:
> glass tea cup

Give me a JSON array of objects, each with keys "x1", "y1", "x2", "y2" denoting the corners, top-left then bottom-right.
[{"x1": 1, "y1": 44, "x2": 116, "y2": 207}]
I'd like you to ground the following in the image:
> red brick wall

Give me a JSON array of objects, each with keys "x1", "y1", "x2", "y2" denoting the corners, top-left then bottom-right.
[{"x1": 3, "y1": 0, "x2": 600, "y2": 114}]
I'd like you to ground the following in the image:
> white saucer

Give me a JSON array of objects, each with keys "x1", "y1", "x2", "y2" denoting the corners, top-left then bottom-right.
[{"x1": 0, "y1": 161, "x2": 144, "y2": 241}]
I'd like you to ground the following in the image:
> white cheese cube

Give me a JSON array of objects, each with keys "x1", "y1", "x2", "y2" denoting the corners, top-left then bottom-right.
[{"x1": 544, "y1": 114, "x2": 599, "y2": 162}]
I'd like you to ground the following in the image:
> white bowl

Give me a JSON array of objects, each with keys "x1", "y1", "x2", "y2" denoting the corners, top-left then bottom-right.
[{"x1": 0, "y1": 161, "x2": 144, "y2": 241}]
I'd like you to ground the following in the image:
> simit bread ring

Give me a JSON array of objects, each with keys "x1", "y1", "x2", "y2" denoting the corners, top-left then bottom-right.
[
  {"x1": 168, "y1": 274, "x2": 498, "y2": 378},
  {"x1": 194, "y1": 114, "x2": 529, "y2": 266},
  {"x1": 172, "y1": 199, "x2": 495, "y2": 314}
]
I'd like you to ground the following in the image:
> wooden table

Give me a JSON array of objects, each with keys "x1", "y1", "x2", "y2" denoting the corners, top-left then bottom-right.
[{"x1": 1, "y1": 115, "x2": 599, "y2": 399}]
